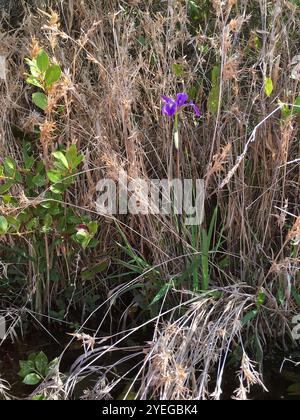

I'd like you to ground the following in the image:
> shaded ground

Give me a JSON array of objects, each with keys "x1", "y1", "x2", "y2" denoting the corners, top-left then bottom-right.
[{"x1": 1, "y1": 330, "x2": 300, "y2": 400}]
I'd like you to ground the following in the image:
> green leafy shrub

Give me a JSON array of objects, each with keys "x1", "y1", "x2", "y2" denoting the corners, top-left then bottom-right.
[
  {"x1": 0, "y1": 145, "x2": 98, "y2": 247},
  {"x1": 18, "y1": 351, "x2": 58, "y2": 386},
  {"x1": 0, "y1": 49, "x2": 100, "y2": 316},
  {"x1": 25, "y1": 49, "x2": 62, "y2": 111}
]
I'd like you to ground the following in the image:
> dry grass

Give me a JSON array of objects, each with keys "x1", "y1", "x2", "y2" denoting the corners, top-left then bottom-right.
[
  {"x1": 0, "y1": 376, "x2": 11, "y2": 400},
  {"x1": 59, "y1": 285, "x2": 269, "y2": 400}
]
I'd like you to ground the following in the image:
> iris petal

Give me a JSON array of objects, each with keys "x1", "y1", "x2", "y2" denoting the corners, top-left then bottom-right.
[
  {"x1": 161, "y1": 95, "x2": 172, "y2": 104},
  {"x1": 176, "y1": 93, "x2": 189, "y2": 107},
  {"x1": 162, "y1": 101, "x2": 177, "y2": 117},
  {"x1": 190, "y1": 102, "x2": 201, "y2": 117},
  {"x1": 161, "y1": 93, "x2": 200, "y2": 118}
]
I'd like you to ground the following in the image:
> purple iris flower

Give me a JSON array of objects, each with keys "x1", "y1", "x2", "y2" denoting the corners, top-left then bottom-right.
[{"x1": 162, "y1": 92, "x2": 200, "y2": 118}]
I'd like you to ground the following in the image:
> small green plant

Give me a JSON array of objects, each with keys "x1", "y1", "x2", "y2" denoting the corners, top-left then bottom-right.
[
  {"x1": 241, "y1": 291, "x2": 266, "y2": 326},
  {"x1": 18, "y1": 352, "x2": 58, "y2": 386},
  {"x1": 0, "y1": 145, "x2": 97, "y2": 247},
  {"x1": 264, "y1": 77, "x2": 274, "y2": 97},
  {"x1": 25, "y1": 49, "x2": 62, "y2": 111},
  {"x1": 47, "y1": 145, "x2": 84, "y2": 193},
  {"x1": 280, "y1": 97, "x2": 300, "y2": 119},
  {"x1": 0, "y1": 51, "x2": 100, "y2": 315},
  {"x1": 187, "y1": 207, "x2": 222, "y2": 292},
  {"x1": 73, "y1": 221, "x2": 99, "y2": 249},
  {"x1": 187, "y1": 0, "x2": 211, "y2": 29},
  {"x1": 0, "y1": 144, "x2": 99, "y2": 313}
]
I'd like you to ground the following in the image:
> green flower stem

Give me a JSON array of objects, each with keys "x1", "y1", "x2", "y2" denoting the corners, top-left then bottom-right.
[
  {"x1": 173, "y1": 113, "x2": 179, "y2": 150},
  {"x1": 173, "y1": 113, "x2": 184, "y2": 258}
]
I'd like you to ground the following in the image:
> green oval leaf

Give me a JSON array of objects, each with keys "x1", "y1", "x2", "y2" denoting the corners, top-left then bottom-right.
[
  {"x1": 264, "y1": 77, "x2": 273, "y2": 97},
  {"x1": 0, "y1": 216, "x2": 8, "y2": 235},
  {"x1": 32, "y1": 92, "x2": 48, "y2": 111},
  {"x1": 26, "y1": 76, "x2": 43, "y2": 89},
  {"x1": 52, "y1": 151, "x2": 69, "y2": 170},
  {"x1": 4, "y1": 157, "x2": 16, "y2": 177},
  {"x1": 45, "y1": 64, "x2": 62, "y2": 87},
  {"x1": 47, "y1": 170, "x2": 62, "y2": 183},
  {"x1": 36, "y1": 50, "x2": 49, "y2": 73},
  {"x1": 34, "y1": 351, "x2": 48, "y2": 375},
  {"x1": 18, "y1": 360, "x2": 35, "y2": 378},
  {"x1": 6, "y1": 215, "x2": 20, "y2": 232},
  {"x1": 87, "y1": 221, "x2": 99, "y2": 235},
  {"x1": 25, "y1": 58, "x2": 40, "y2": 78},
  {"x1": 23, "y1": 373, "x2": 41, "y2": 386},
  {"x1": 32, "y1": 174, "x2": 46, "y2": 187},
  {"x1": 0, "y1": 181, "x2": 14, "y2": 194}
]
